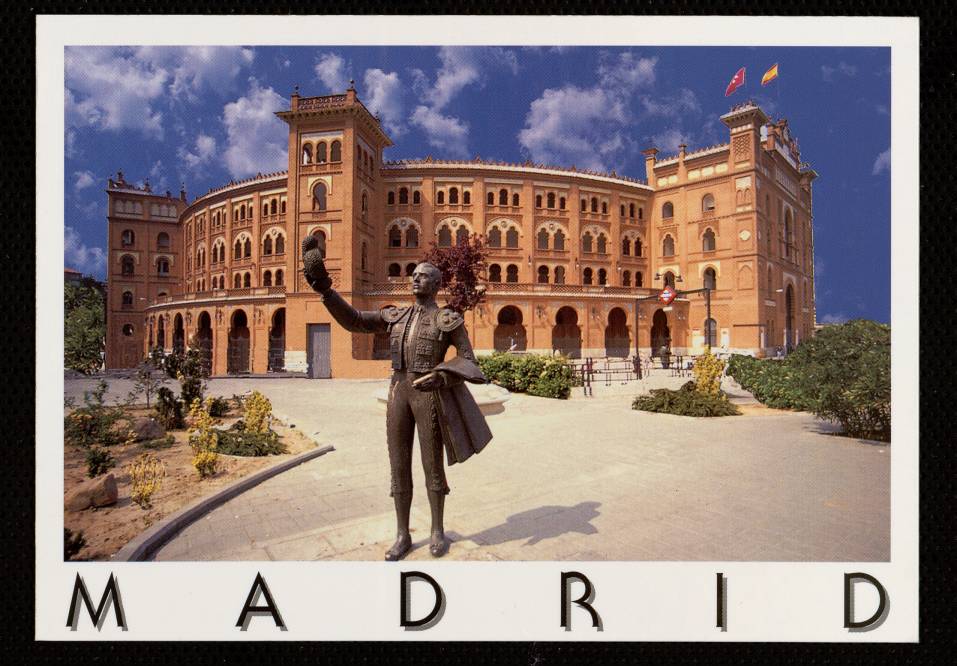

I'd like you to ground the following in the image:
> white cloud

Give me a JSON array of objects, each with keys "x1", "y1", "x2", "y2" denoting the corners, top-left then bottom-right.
[
  {"x1": 315, "y1": 52, "x2": 349, "y2": 91},
  {"x1": 651, "y1": 128, "x2": 693, "y2": 154},
  {"x1": 134, "y1": 46, "x2": 254, "y2": 101},
  {"x1": 73, "y1": 170, "x2": 96, "y2": 192},
  {"x1": 66, "y1": 129, "x2": 79, "y2": 158},
  {"x1": 640, "y1": 88, "x2": 700, "y2": 118},
  {"x1": 222, "y1": 79, "x2": 289, "y2": 178},
  {"x1": 598, "y1": 52, "x2": 657, "y2": 91},
  {"x1": 822, "y1": 61, "x2": 858, "y2": 83},
  {"x1": 872, "y1": 148, "x2": 891, "y2": 175},
  {"x1": 409, "y1": 106, "x2": 470, "y2": 159},
  {"x1": 177, "y1": 133, "x2": 217, "y2": 171},
  {"x1": 363, "y1": 68, "x2": 405, "y2": 136},
  {"x1": 65, "y1": 226, "x2": 106, "y2": 275},
  {"x1": 424, "y1": 46, "x2": 518, "y2": 110},
  {"x1": 820, "y1": 312, "x2": 849, "y2": 324},
  {"x1": 517, "y1": 84, "x2": 628, "y2": 171},
  {"x1": 148, "y1": 160, "x2": 169, "y2": 192}
]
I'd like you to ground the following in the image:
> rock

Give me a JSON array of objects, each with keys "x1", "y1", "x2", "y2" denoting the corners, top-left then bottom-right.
[
  {"x1": 132, "y1": 416, "x2": 165, "y2": 441},
  {"x1": 65, "y1": 474, "x2": 118, "y2": 512}
]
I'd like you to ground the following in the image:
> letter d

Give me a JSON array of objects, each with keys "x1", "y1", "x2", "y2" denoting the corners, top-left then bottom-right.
[{"x1": 844, "y1": 572, "x2": 889, "y2": 631}]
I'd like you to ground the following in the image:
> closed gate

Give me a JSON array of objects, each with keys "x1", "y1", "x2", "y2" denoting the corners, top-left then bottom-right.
[{"x1": 307, "y1": 323, "x2": 331, "y2": 379}]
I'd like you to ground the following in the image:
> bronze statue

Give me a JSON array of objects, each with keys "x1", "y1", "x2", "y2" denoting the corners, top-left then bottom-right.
[{"x1": 301, "y1": 235, "x2": 492, "y2": 561}]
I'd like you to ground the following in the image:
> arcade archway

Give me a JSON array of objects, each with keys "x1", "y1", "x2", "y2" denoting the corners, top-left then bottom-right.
[
  {"x1": 195, "y1": 311, "x2": 213, "y2": 374},
  {"x1": 552, "y1": 306, "x2": 582, "y2": 358},
  {"x1": 604, "y1": 307, "x2": 630, "y2": 357},
  {"x1": 494, "y1": 305, "x2": 527, "y2": 352},
  {"x1": 651, "y1": 308, "x2": 671, "y2": 357},
  {"x1": 268, "y1": 308, "x2": 286, "y2": 372},
  {"x1": 227, "y1": 310, "x2": 250, "y2": 374}
]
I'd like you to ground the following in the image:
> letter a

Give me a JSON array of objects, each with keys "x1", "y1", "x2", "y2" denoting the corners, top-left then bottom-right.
[
  {"x1": 66, "y1": 573, "x2": 127, "y2": 631},
  {"x1": 236, "y1": 572, "x2": 286, "y2": 631}
]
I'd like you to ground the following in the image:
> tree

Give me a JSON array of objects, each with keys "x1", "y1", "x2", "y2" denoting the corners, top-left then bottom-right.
[
  {"x1": 128, "y1": 352, "x2": 168, "y2": 408},
  {"x1": 64, "y1": 279, "x2": 106, "y2": 374},
  {"x1": 423, "y1": 233, "x2": 488, "y2": 313}
]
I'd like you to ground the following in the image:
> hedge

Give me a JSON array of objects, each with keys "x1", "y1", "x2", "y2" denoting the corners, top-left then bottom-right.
[{"x1": 477, "y1": 352, "x2": 576, "y2": 399}]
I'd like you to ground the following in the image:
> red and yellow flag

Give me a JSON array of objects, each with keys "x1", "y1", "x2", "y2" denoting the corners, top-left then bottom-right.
[{"x1": 761, "y1": 63, "x2": 779, "y2": 86}]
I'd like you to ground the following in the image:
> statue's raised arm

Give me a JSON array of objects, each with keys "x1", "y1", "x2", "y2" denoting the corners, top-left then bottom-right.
[{"x1": 301, "y1": 235, "x2": 386, "y2": 334}]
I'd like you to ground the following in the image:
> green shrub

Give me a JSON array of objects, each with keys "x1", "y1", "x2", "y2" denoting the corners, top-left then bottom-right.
[
  {"x1": 64, "y1": 528, "x2": 86, "y2": 560},
  {"x1": 141, "y1": 434, "x2": 175, "y2": 450},
  {"x1": 64, "y1": 381, "x2": 135, "y2": 450},
  {"x1": 84, "y1": 446, "x2": 116, "y2": 477},
  {"x1": 632, "y1": 381, "x2": 741, "y2": 417},
  {"x1": 216, "y1": 425, "x2": 287, "y2": 456},
  {"x1": 208, "y1": 396, "x2": 230, "y2": 417},
  {"x1": 727, "y1": 320, "x2": 891, "y2": 441},
  {"x1": 477, "y1": 352, "x2": 575, "y2": 399},
  {"x1": 154, "y1": 387, "x2": 185, "y2": 430}
]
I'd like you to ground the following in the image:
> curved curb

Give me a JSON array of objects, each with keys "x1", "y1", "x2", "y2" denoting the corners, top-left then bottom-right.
[{"x1": 113, "y1": 444, "x2": 335, "y2": 562}]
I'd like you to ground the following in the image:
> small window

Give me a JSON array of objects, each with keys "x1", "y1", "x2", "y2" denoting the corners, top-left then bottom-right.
[
  {"x1": 388, "y1": 191, "x2": 395, "y2": 205},
  {"x1": 244, "y1": 238, "x2": 251, "y2": 258},
  {"x1": 597, "y1": 235, "x2": 607, "y2": 254},
  {"x1": 622, "y1": 271, "x2": 631, "y2": 287},
  {"x1": 463, "y1": 191, "x2": 471, "y2": 205},
  {"x1": 536, "y1": 194, "x2": 543, "y2": 208},
  {"x1": 398, "y1": 187, "x2": 408, "y2": 204},
  {"x1": 405, "y1": 263, "x2": 416, "y2": 277},
  {"x1": 559, "y1": 196, "x2": 566, "y2": 210},
  {"x1": 243, "y1": 272, "x2": 251, "y2": 288},
  {"x1": 413, "y1": 190, "x2": 421, "y2": 205},
  {"x1": 330, "y1": 140, "x2": 342, "y2": 162},
  {"x1": 488, "y1": 264, "x2": 502, "y2": 282},
  {"x1": 275, "y1": 235, "x2": 285, "y2": 254},
  {"x1": 234, "y1": 240, "x2": 242, "y2": 260},
  {"x1": 263, "y1": 270, "x2": 272, "y2": 287},
  {"x1": 449, "y1": 187, "x2": 459, "y2": 204},
  {"x1": 121, "y1": 255, "x2": 135, "y2": 276},
  {"x1": 703, "y1": 267, "x2": 717, "y2": 291},
  {"x1": 234, "y1": 273, "x2": 242, "y2": 288},
  {"x1": 663, "y1": 235, "x2": 675, "y2": 257},
  {"x1": 598, "y1": 268, "x2": 607, "y2": 286},
  {"x1": 313, "y1": 182, "x2": 327, "y2": 211},
  {"x1": 488, "y1": 228, "x2": 502, "y2": 248},
  {"x1": 122, "y1": 290, "x2": 133, "y2": 305},
  {"x1": 505, "y1": 228, "x2": 519, "y2": 249},
  {"x1": 537, "y1": 266, "x2": 549, "y2": 284},
  {"x1": 591, "y1": 197, "x2": 598, "y2": 213},
  {"x1": 537, "y1": 229, "x2": 549, "y2": 250},
  {"x1": 389, "y1": 226, "x2": 402, "y2": 248},
  {"x1": 486, "y1": 191, "x2": 494, "y2": 205},
  {"x1": 506, "y1": 264, "x2": 519, "y2": 283},
  {"x1": 316, "y1": 142, "x2": 327, "y2": 163},
  {"x1": 438, "y1": 227, "x2": 452, "y2": 247},
  {"x1": 263, "y1": 236, "x2": 273, "y2": 255},
  {"x1": 662, "y1": 201, "x2": 674, "y2": 218},
  {"x1": 499, "y1": 189, "x2": 508, "y2": 206},
  {"x1": 554, "y1": 230, "x2": 565, "y2": 251},
  {"x1": 271, "y1": 199, "x2": 278, "y2": 215},
  {"x1": 635, "y1": 271, "x2": 643, "y2": 287},
  {"x1": 302, "y1": 144, "x2": 313, "y2": 164},
  {"x1": 622, "y1": 238, "x2": 631, "y2": 256},
  {"x1": 638, "y1": 207, "x2": 643, "y2": 220},
  {"x1": 554, "y1": 266, "x2": 565, "y2": 284},
  {"x1": 405, "y1": 227, "x2": 419, "y2": 248},
  {"x1": 583, "y1": 267, "x2": 593, "y2": 285},
  {"x1": 582, "y1": 233, "x2": 593, "y2": 253},
  {"x1": 512, "y1": 193, "x2": 520, "y2": 207},
  {"x1": 580, "y1": 199, "x2": 587, "y2": 213},
  {"x1": 122, "y1": 324, "x2": 134, "y2": 337},
  {"x1": 629, "y1": 203, "x2": 635, "y2": 218},
  {"x1": 547, "y1": 192, "x2": 555, "y2": 208},
  {"x1": 702, "y1": 228, "x2": 716, "y2": 252},
  {"x1": 620, "y1": 204, "x2": 626, "y2": 217},
  {"x1": 388, "y1": 263, "x2": 401, "y2": 277},
  {"x1": 157, "y1": 232, "x2": 170, "y2": 249},
  {"x1": 634, "y1": 237, "x2": 643, "y2": 257},
  {"x1": 437, "y1": 191, "x2": 445, "y2": 205},
  {"x1": 455, "y1": 226, "x2": 469, "y2": 246},
  {"x1": 157, "y1": 258, "x2": 169, "y2": 275},
  {"x1": 275, "y1": 270, "x2": 283, "y2": 286},
  {"x1": 702, "y1": 193, "x2": 716, "y2": 212},
  {"x1": 121, "y1": 229, "x2": 135, "y2": 247},
  {"x1": 664, "y1": 271, "x2": 676, "y2": 289},
  {"x1": 601, "y1": 201, "x2": 608, "y2": 215}
]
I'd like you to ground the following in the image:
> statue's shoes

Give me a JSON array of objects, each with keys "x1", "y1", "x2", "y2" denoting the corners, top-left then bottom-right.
[
  {"x1": 384, "y1": 539, "x2": 411, "y2": 561},
  {"x1": 429, "y1": 539, "x2": 449, "y2": 558}
]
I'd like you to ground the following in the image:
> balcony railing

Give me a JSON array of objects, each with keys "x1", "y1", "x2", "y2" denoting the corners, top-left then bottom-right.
[{"x1": 363, "y1": 281, "x2": 655, "y2": 299}]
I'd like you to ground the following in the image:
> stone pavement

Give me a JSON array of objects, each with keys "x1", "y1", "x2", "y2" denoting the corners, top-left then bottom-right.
[{"x1": 65, "y1": 373, "x2": 890, "y2": 562}]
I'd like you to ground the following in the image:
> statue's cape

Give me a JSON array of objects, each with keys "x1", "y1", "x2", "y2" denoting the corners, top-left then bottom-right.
[{"x1": 432, "y1": 359, "x2": 493, "y2": 466}]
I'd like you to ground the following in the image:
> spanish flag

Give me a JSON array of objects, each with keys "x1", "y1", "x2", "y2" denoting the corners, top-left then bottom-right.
[{"x1": 761, "y1": 63, "x2": 779, "y2": 86}]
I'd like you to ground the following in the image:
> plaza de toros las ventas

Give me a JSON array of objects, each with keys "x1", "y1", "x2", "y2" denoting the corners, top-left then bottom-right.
[{"x1": 104, "y1": 86, "x2": 818, "y2": 378}]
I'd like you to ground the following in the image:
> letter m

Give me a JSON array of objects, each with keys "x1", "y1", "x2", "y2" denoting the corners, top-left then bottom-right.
[{"x1": 66, "y1": 573, "x2": 127, "y2": 631}]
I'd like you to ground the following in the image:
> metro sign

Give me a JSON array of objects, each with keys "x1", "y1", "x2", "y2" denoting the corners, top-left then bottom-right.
[{"x1": 658, "y1": 285, "x2": 678, "y2": 305}]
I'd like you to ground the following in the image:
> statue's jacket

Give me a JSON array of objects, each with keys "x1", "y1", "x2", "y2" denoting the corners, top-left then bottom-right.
[{"x1": 319, "y1": 288, "x2": 492, "y2": 465}]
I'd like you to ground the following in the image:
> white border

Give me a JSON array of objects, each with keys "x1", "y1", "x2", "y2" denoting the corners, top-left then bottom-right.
[{"x1": 37, "y1": 15, "x2": 919, "y2": 642}]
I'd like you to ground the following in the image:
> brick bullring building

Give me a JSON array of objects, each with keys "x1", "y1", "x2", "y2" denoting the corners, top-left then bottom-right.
[{"x1": 105, "y1": 87, "x2": 817, "y2": 378}]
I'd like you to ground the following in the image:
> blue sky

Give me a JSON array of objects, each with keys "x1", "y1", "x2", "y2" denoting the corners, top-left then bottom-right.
[{"x1": 64, "y1": 45, "x2": 891, "y2": 323}]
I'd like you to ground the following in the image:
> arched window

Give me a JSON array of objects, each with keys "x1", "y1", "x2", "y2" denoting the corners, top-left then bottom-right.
[
  {"x1": 622, "y1": 271, "x2": 631, "y2": 287},
  {"x1": 157, "y1": 258, "x2": 169, "y2": 275},
  {"x1": 634, "y1": 237, "x2": 643, "y2": 257},
  {"x1": 436, "y1": 190, "x2": 445, "y2": 205},
  {"x1": 512, "y1": 193, "x2": 520, "y2": 207},
  {"x1": 243, "y1": 272, "x2": 251, "y2": 288},
  {"x1": 702, "y1": 193, "x2": 716, "y2": 212},
  {"x1": 620, "y1": 204, "x2": 626, "y2": 217},
  {"x1": 275, "y1": 270, "x2": 283, "y2": 286},
  {"x1": 313, "y1": 182, "x2": 327, "y2": 211},
  {"x1": 622, "y1": 238, "x2": 631, "y2": 256},
  {"x1": 263, "y1": 270, "x2": 272, "y2": 287},
  {"x1": 702, "y1": 228, "x2": 716, "y2": 252},
  {"x1": 244, "y1": 238, "x2": 251, "y2": 258},
  {"x1": 463, "y1": 190, "x2": 471, "y2": 205},
  {"x1": 597, "y1": 234, "x2": 607, "y2": 254},
  {"x1": 240, "y1": 205, "x2": 247, "y2": 220},
  {"x1": 591, "y1": 197, "x2": 598, "y2": 213},
  {"x1": 535, "y1": 194, "x2": 543, "y2": 208},
  {"x1": 413, "y1": 190, "x2": 421, "y2": 205},
  {"x1": 601, "y1": 201, "x2": 608, "y2": 214},
  {"x1": 662, "y1": 201, "x2": 674, "y2": 218},
  {"x1": 121, "y1": 229, "x2": 135, "y2": 247},
  {"x1": 560, "y1": 196, "x2": 566, "y2": 210},
  {"x1": 449, "y1": 187, "x2": 459, "y2": 204},
  {"x1": 598, "y1": 268, "x2": 607, "y2": 285},
  {"x1": 662, "y1": 235, "x2": 675, "y2": 257},
  {"x1": 316, "y1": 142, "x2": 327, "y2": 163},
  {"x1": 387, "y1": 191, "x2": 395, "y2": 205},
  {"x1": 157, "y1": 232, "x2": 170, "y2": 249},
  {"x1": 398, "y1": 187, "x2": 408, "y2": 204},
  {"x1": 582, "y1": 232, "x2": 593, "y2": 253},
  {"x1": 488, "y1": 264, "x2": 502, "y2": 282},
  {"x1": 271, "y1": 199, "x2": 278, "y2": 215},
  {"x1": 580, "y1": 198, "x2": 587, "y2": 212},
  {"x1": 664, "y1": 271, "x2": 676, "y2": 289},
  {"x1": 554, "y1": 230, "x2": 565, "y2": 251},
  {"x1": 487, "y1": 191, "x2": 494, "y2": 205},
  {"x1": 704, "y1": 318, "x2": 717, "y2": 347},
  {"x1": 537, "y1": 266, "x2": 549, "y2": 283},
  {"x1": 784, "y1": 210, "x2": 794, "y2": 257},
  {"x1": 233, "y1": 208, "x2": 239, "y2": 222},
  {"x1": 629, "y1": 203, "x2": 635, "y2": 218},
  {"x1": 547, "y1": 192, "x2": 556, "y2": 208},
  {"x1": 537, "y1": 229, "x2": 549, "y2": 250},
  {"x1": 281, "y1": 200, "x2": 286, "y2": 214},
  {"x1": 389, "y1": 226, "x2": 402, "y2": 247},
  {"x1": 388, "y1": 263, "x2": 401, "y2": 277},
  {"x1": 499, "y1": 189, "x2": 508, "y2": 206},
  {"x1": 234, "y1": 273, "x2": 242, "y2": 288},
  {"x1": 263, "y1": 203, "x2": 269, "y2": 217},
  {"x1": 455, "y1": 226, "x2": 469, "y2": 246},
  {"x1": 406, "y1": 226, "x2": 419, "y2": 248},
  {"x1": 554, "y1": 266, "x2": 566, "y2": 284},
  {"x1": 330, "y1": 140, "x2": 341, "y2": 162},
  {"x1": 506, "y1": 264, "x2": 519, "y2": 283},
  {"x1": 302, "y1": 144, "x2": 313, "y2": 164},
  {"x1": 636, "y1": 271, "x2": 643, "y2": 287},
  {"x1": 263, "y1": 236, "x2": 273, "y2": 255},
  {"x1": 583, "y1": 268, "x2": 593, "y2": 285},
  {"x1": 275, "y1": 234, "x2": 284, "y2": 254},
  {"x1": 122, "y1": 290, "x2": 133, "y2": 305},
  {"x1": 234, "y1": 239, "x2": 241, "y2": 260},
  {"x1": 505, "y1": 228, "x2": 519, "y2": 248},
  {"x1": 405, "y1": 263, "x2": 416, "y2": 277},
  {"x1": 703, "y1": 267, "x2": 717, "y2": 291},
  {"x1": 438, "y1": 226, "x2": 452, "y2": 247},
  {"x1": 638, "y1": 207, "x2": 643, "y2": 219},
  {"x1": 488, "y1": 227, "x2": 502, "y2": 248},
  {"x1": 122, "y1": 324, "x2": 134, "y2": 337}
]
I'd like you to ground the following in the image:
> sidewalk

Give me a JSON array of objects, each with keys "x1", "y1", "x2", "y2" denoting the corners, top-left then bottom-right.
[{"x1": 127, "y1": 376, "x2": 890, "y2": 562}]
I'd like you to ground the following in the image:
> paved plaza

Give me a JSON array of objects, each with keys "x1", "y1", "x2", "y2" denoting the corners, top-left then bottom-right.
[{"x1": 65, "y1": 373, "x2": 890, "y2": 562}]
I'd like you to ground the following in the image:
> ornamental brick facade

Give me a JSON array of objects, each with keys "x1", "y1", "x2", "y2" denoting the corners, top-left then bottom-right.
[{"x1": 105, "y1": 87, "x2": 817, "y2": 378}]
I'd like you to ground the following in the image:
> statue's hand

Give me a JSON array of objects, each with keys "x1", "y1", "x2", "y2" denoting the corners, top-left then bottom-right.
[
  {"x1": 301, "y1": 235, "x2": 332, "y2": 292},
  {"x1": 413, "y1": 371, "x2": 446, "y2": 392}
]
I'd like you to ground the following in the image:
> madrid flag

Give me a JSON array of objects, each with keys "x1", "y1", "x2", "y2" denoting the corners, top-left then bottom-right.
[
  {"x1": 725, "y1": 67, "x2": 746, "y2": 96},
  {"x1": 761, "y1": 63, "x2": 779, "y2": 86}
]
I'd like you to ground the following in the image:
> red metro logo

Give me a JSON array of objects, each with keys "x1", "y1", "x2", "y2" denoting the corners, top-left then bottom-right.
[{"x1": 658, "y1": 286, "x2": 677, "y2": 305}]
